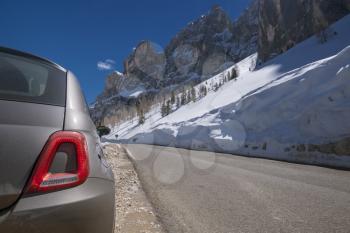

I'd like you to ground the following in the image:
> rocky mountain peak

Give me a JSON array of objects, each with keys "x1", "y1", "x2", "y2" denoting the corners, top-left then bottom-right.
[
  {"x1": 210, "y1": 4, "x2": 221, "y2": 12},
  {"x1": 124, "y1": 40, "x2": 166, "y2": 85},
  {"x1": 207, "y1": 4, "x2": 232, "y2": 25},
  {"x1": 92, "y1": 4, "x2": 259, "y2": 124}
]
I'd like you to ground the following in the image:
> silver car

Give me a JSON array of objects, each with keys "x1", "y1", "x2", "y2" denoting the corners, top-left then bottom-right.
[{"x1": 0, "y1": 47, "x2": 115, "y2": 233}]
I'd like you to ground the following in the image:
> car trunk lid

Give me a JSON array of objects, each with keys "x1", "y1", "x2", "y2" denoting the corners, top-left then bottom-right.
[{"x1": 0, "y1": 100, "x2": 65, "y2": 210}]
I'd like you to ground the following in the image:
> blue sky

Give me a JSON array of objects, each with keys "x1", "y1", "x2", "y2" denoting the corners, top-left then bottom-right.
[{"x1": 0, "y1": 0, "x2": 252, "y2": 103}]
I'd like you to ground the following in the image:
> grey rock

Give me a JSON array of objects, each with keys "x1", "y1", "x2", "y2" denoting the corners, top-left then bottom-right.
[{"x1": 257, "y1": 0, "x2": 350, "y2": 62}]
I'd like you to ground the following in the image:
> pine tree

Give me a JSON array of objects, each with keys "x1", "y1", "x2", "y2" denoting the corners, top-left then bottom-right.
[
  {"x1": 229, "y1": 67, "x2": 238, "y2": 81},
  {"x1": 190, "y1": 86, "x2": 196, "y2": 102},
  {"x1": 166, "y1": 100, "x2": 171, "y2": 115},
  {"x1": 199, "y1": 85, "x2": 207, "y2": 98},
  {"x1": 187, "y1": 90, "x2": 191, "y2": 103},
  {"x1": 214, "y1": 83, "x2": 219, "y2": 92},
  {"x1": 170, "y1": 91, "x2": 176, "y2": 105},
  {"x1": 176, "y1": 96, "x2": 181, "y2": 109},
  {"x1": 138, "y1": 109, "x2": 145, "y2": 124},
  {"x1": 181, "y1": 91, "x2": 187, "y2": 105},
  {"x1": 161, "y1": 102, "x2": 167, "y2": 117},
  {"x1": 136, "y1": 101, "x2": 145, "y2": 125}
]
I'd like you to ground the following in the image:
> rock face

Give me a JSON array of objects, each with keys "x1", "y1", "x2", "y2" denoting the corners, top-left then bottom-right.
[
  {"x1": 91, "y1": 4, "x2": 259, "y2": 125},
  {"x1": 164, "y1": 5, "x2": 236, "y2": 83},
  {"x1": 123, "y1": 5, "x2": 259, "y2": 88},
  {"x1": 258, "y1": 0, "x2": 350, "y2": 62},
  {"x1": 103, "y1": 71, "x2": 126, "y2": 97},
  {"x1": 98, "y1": 71, "x2": 143, "y2": 100},
  {"x1": 230, "y1": 0, "x2": 259, "y2": 61},
  {"x1": 124, "y1": 41, "x2": 166, "y2": 88}
]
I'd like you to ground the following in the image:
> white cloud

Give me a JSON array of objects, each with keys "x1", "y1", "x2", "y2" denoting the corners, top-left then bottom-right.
[
  {"x1": 105, "y1": 59, "x2": 115, "y2": 64},
  {"x1": 97, "y1": 59, "x2": 115, "y2": 71}
]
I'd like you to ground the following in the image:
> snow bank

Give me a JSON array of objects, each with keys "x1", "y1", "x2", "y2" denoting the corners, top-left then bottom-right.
[{"x1": 121, "y1": 46, "x2": 350, "y2": 168}]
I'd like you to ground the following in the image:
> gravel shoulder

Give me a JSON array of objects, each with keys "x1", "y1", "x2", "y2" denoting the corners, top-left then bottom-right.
[{"x1": 103, "y1": 144, "x2": 165, "y2": 233}]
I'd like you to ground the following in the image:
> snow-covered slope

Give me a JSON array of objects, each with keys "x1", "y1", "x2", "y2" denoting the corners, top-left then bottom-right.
[
  {"x1": 106, "y1": 53, "x2": 258, "y2": 139},
  {"x1": 107, "y1": 15, "x2": 350, "y2": 168}
]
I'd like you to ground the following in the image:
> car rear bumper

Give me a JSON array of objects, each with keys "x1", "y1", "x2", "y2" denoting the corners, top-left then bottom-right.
[{"x1": 0, "y1": 177, "x2": 115, "y2": 233}]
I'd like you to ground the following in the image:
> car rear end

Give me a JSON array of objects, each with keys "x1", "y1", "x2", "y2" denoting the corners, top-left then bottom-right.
[{"x1": 0, "y1": 47, "x2": 115, "y2": 233}]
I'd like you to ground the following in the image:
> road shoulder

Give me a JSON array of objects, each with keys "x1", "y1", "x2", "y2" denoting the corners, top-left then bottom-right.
[{"x1": 103, "y1": 144, "x2": 165, "y2": 233}]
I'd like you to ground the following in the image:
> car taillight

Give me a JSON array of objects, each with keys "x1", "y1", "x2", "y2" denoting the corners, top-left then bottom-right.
[{"x1": 25, "y1": 131, "x2": 89, "y2": 194}]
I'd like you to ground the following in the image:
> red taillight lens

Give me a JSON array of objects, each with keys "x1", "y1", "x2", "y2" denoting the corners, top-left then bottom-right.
[{"x1": 25, "y1": 131, "x2": 89, "y2": 194}]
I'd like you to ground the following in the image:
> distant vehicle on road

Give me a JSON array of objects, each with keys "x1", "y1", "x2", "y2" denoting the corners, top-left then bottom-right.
[{"x1": 0, "y1": 47, "x2": 115, "y2": 233}]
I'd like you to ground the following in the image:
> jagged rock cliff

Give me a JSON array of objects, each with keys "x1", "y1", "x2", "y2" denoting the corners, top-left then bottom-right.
[
  {"x1": 123, "y1": 5, "x2": 258, "y2": 88},
  {"x1": 124, "y1": 41, "x2": 166, "y2": 88},
  {"x1": 230, "y1": 0, "x2": 259, "y2": 61},
  {"x1": 91, "y1": 4, "x2": 259, "y2": 124},
  {"x1": 258, "y1": 0, "x2": 350, "y2": 62},
  {"x1": 164, "y1": 5, "x2": 236, "y2": 83}
]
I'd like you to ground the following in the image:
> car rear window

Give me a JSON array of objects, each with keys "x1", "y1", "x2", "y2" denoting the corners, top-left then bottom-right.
[{"x1": 0, "y1": 52, "x2": 66, "y2": 106}]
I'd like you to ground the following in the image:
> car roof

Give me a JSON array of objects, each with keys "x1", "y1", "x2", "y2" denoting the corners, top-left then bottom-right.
[{"x1": 0, "y1": 46, "x2": 67, "y2": 72}]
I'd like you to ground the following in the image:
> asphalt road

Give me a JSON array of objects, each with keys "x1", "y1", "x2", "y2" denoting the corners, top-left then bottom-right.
[{"x1": 124, "y1": 144, "x2": 350, "y2": 233}]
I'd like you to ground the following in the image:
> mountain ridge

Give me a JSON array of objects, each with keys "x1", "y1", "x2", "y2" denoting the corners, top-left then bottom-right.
[{"x1": 91, "y1": 0, "x2": 350, "y2": 127}]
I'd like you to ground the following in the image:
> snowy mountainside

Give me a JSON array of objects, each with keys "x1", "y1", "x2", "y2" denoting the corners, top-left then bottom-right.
[
  {"x1": 107, "y1": 15, "x2": 350, "y2": 168},
  {"x1": 106, "y1": 53, "x2": 258, "y2": 139},
  {"x1": 92, "y1": 0, "x2": 350, "y2": 126}
]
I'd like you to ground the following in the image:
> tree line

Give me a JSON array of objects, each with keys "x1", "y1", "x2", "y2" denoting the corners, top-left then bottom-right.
[
  {"x1": 99, "y1": 66, "x2": 239, "y2": 127},
  {"x1": 160, "y1": 66, "x2": 238, "y2": 118}
]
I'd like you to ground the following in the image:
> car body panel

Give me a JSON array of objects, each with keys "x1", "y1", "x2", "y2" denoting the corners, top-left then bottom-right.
[
  {"x1": 64, "y1": 72, "x2": 114, "y2": 181},
  {"x1": 0, "y1": 178, "x2": 115, "y2": 233},
  {"x1": 0, "y1": 100, "x2": 65, "y2": 210}
]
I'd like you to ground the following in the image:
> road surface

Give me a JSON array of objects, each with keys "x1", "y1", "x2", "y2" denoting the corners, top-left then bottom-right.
[{"x1": 124, "y1": 144, "x2": 350, "y2": 233}]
